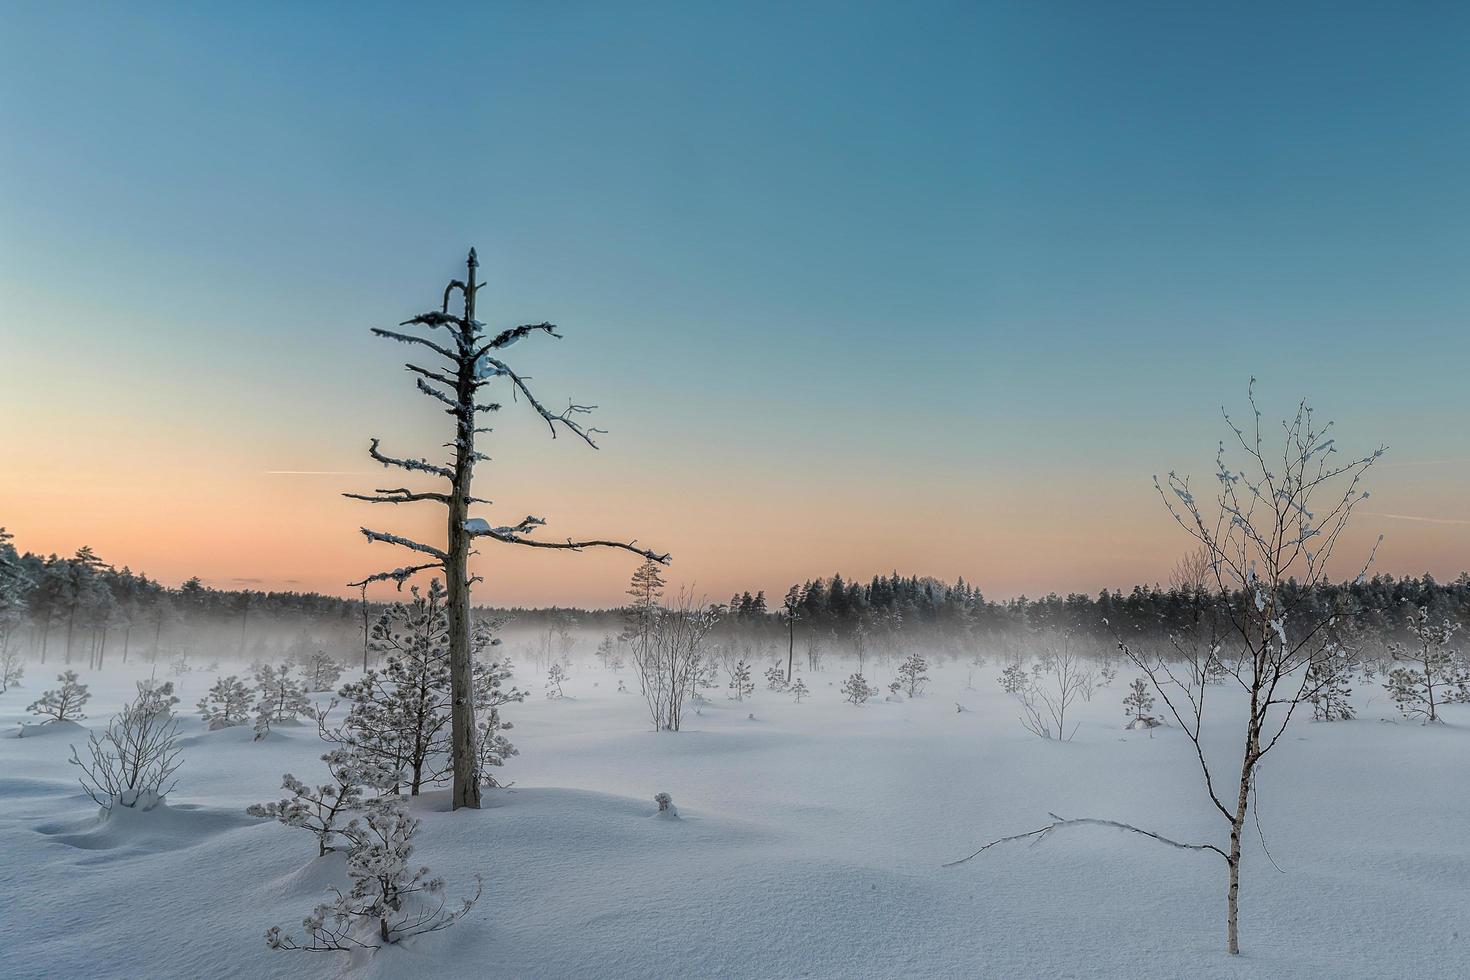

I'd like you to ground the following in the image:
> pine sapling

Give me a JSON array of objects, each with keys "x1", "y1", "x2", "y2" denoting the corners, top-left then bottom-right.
[
  {"x1": 896, "y1": 653, "x2": 929, "y2": 697},
  {"x1": 28, "y1": 670, "x2": 90, "y2": 722},
  {"x1": 199, "y1": 675, "x2": 254, "y2": 730},
  {"x1": 841, "y1": 672, "x2": 875, "y2": 705},
  {"x1": 728, "y1": 659, "x2": 754, "y2": 701}
]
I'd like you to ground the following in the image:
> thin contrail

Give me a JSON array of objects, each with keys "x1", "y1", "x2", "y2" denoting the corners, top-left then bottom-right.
[{"x1": 1362, "y1": 512, "x2": 1470, "y2": 526}]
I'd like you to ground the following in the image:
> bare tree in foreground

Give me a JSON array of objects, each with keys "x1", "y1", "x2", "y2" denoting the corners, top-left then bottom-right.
[
  {"x1": 348, "y1": 249, "x2": 668, "y2": 809},
  {"x1": 951, "y1": 383, "x2": 1383, "y2": 956}
]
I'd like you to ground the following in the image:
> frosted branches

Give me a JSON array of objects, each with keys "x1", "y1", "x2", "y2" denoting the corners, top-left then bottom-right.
[
  {"x1": 464, "y1": 516, "x2": 671, "y2": 564},
  {"x1": 366, "y1": 438, "x2": 453, "y2": 481}
]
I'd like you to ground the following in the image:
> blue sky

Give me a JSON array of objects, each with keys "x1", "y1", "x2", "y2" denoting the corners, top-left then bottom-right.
[{"x1": 2, "y1": 1, "x2": 1467, "y2": 603}]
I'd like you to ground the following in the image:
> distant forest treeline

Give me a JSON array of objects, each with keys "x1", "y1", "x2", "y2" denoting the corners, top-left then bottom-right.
[{"x1": 2, "y1": 530, "x2": 1468, "y2": 666}]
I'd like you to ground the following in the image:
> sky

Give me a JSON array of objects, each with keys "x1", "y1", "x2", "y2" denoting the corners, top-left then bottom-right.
[{"x1": 2, "y1": 1, "x2": 1468, "y2": 607}]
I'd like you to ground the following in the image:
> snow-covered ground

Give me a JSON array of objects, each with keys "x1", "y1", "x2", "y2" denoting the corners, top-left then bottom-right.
[{"x1": 3, "y1": 656, "x2": 1466, "y2": 979}]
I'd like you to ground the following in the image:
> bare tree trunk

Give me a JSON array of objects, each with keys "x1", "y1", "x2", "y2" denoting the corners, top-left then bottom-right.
[
  {"x1": 786, "y1": 616, "x2": 795, "y2": 683},
  {"x1": 361, "y1": 583, "x2": 370, "y2": 672},
  {"x1": 448, "y1": 251, "x2": 481, "y2": 811}
]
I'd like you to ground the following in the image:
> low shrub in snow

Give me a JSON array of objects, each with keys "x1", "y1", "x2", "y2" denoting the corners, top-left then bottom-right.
[
  {"x1": 198, "y1": 676, "x2": 254, "y2": 730},
  {"x1": 789, "y1": 677, "x2": 810, "y2": 702},
  {"x1": 1122, "y1": 678, "x2": 1160, "y2": 729},
  {"x1": 265, "y1": 799, "x2": 479, "y2": 952},
  {"x1": 895, "y1": 653, "x2": 929, "y2": 697},
  {"x1": 248, "y1": 749, "x2": 399, "y2": 856},
  {"x1": 305, "y1": 652, "x2": 344, "y2": 692},
  {"x1": 28, "y1": 670, "x2": 89, "y2": 722},
  {"x1": 0, "y1": 648, "x2": 23, "y2": 693},
  {"x1": 253, "y1": 662, "x2": 312, "y2": 739},
  {"x1": 841, "y1": 672, "x2": 876, "y2": 705},
  {"x1": 69, "y1": 686, "x2": 183, "y2": 812},
  {"x1": 1384, "y1": 607, "x2": 1468, "y2": 723}
]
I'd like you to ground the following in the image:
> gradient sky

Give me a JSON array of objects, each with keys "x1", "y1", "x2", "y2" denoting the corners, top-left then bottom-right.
[{"x1": 2, "y1": 1, "x2": 1468, "y2": 607}]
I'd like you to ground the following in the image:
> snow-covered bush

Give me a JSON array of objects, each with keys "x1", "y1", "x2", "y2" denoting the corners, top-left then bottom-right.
[
  {"x1": 135, "y1": 677, "x2": 180, "y2": 719},
  {"x1": 1384, "y1": 608, "x2": 1467, "y2": 723},
  {"x1": 790, "y1": 677, "x2": 810, "y2": 702},
  {"x1": 199, "y1": 675, "x2": 254, "y2": 730},
  {"x1": 728, "y1": 659, "x2": 754, "y2": 701},
  {"x1": 764, "y1": 664, "x2": 788, "y2": 692},
  {"x1": 998, "y1": 662, "x2": 1028, "y2": 695},
  {"x1": 248, "y1": 749, "x2": 398, "y2": 857},
  {"x1": 1122, "y1": 678, "x2": 1159, "y2": 729},
  {"x1": 265, "y1": 799, "x2": 479, "y2": 952},
  {"x1": 28, "y1": 670, "x2": 89, "y2": 722},
  {"x1": 254, "y1": 662, "x2": 312, "y2": 739},
  {"x1": 1307, "y1": 656, "x2": 1355, "y2": 722},
  {"x1": 841, "y1": 672, "x2": 876, "y2": 705},
  {"x1": 895, "y1": 653, "x2": 929, "y2": 697},
  {"x1": 305, "y1": 652, "x2": 343, "y2": 692},
  {"x1": 0, "y1": 647, "x2": 23, "y2": 693},
  {"x1": 545, "y1": 663, "x2": 568, "y2": 699},
  {"x1": 654, "y1": 792, "x2": 678, "y2": 818},
  {"x1": 69, "y1": 687, "x2": 183, "y2": 812}
]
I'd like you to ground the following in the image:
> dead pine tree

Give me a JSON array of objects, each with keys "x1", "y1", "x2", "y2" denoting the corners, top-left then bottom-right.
[
  {"x1": 347, "y1": 248, "x2": 669, "y2": 810},
  {"x1": 949, "y1": 382, "x2": 1384, "y2": 956}
]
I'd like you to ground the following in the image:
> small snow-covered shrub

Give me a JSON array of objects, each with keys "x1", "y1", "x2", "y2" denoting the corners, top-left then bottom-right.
[
  {"x1": 28, "y1": 670, "x2": 90, "y2": 722},
  {"x1": 305, "y1": 652, "x2": 343, "y2": 692},
  {"x1": 1307, "y1": 656, "x2": 1355, "y2": 722},
  {"x1": 789, "y1": 677, "x2": 810, "y2": 702},
  {"x1": 998, "y1": 662, "x2": 1028, "y2": 696},
  {"x1": 895, "y1": 653, "x2": 929, "y2": 697},
  {"x1": 69, "y1": 687, "x2": 183, "y2": 812},
  {"x1": 545, "y1": 663, "x2": 568, "y2": 699},
  {"x1": 654, "y1": 792, "x2": 678, "y2": 818},
  {"x1": 199, "y1": 675, "x2": 254, "y2": 730},
  {"x1": 1122, "y1": 678, "x2": 1160, "y2": 729},
  {"x1": 728, "y1": 659, "x2": 754, "y2": 701},
  {"x1": 254, "y1": 662, "x2": 312, "y2": 738},
  {"x1": 0, "y1": 647, "x2": 23, "y2": 693},
  {"x1": 841, "y1": 672, "x2": 876, "y2": 705},
  {"x1": 265, "y1": 799, "x2": 479, "y2": 952},
  {"x1": 1384, "y1": 608, "x2": 1467, "y2": 723},
  {"x1": 764, "y1": 664, "x2": 788, "y2": 692},
  {"x1": 135, "y1": 677, "x2": 180, "y2": 719},
  {"x1": 248, "y1": 749, "x2": 398, "y2": 856}
]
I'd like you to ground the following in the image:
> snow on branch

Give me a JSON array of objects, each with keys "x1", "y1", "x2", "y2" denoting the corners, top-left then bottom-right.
[
  {"x1": 477, "y1": 322, "x2": 560, "y2": 355},
  {"x1": 944, "y1": 812, "x2": 1229, "y2": 868},
  {"x1": 359, "y1": 528, "x2": 448, "y2": 562},
  {"x1": 342, "y1": 487, "x2": 450, "y2": 505},
  {"x1": 367, "y1": 438, "x2": 452, "y2": 481},
  {"x1": 346, "y1": 562, "x2": 442, "y2": 590},
  {"x1": 370, "y1": 328, "x2": 456, "y2": 361},
  {"x1": 399, "y1": 310, "x2": 467, "y2": 332},
  {"x1": 464, "y1": 516, "x2": 670, "y2": 564}
]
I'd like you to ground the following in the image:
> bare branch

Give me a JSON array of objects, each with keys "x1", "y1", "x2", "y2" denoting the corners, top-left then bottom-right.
[
  {"x1": 367, "y1": 438, "x2": 452, "y2": 480},
  {"x1": 464, "y1": 516, "x2": 670, "y2": 564},
  {"x1": 346, "y1": 562, "x2": 442, "y2": 590},
  {"x1": 944, "y1": 812, "x2": 1229, "y2": 868},
  {"x1": 359, "y1": 528, "x2": 448, "y2": 562}
]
